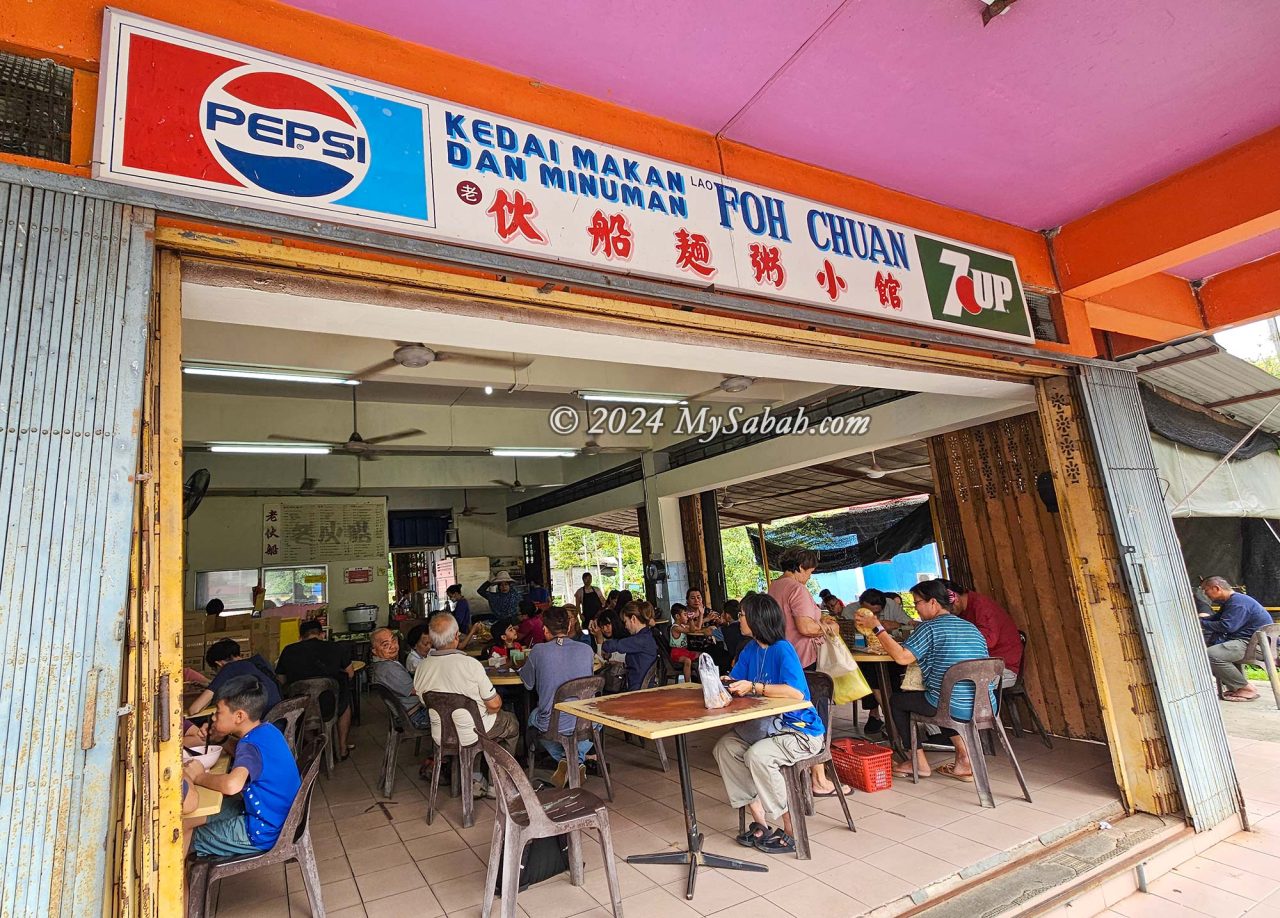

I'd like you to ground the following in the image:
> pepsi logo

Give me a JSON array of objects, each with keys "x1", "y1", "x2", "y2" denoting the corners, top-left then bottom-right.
[{"x1": 200, "y1": 67, "x2": 370, "y2": 199}]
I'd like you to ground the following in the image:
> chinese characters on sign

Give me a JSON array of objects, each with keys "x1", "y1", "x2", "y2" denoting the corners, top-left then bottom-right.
[{"x1": 263, "y1": 499, "x2": 389, "y2": 565}]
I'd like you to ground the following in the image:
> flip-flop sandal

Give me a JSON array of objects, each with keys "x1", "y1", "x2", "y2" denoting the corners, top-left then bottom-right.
[
  {"x1": 1224, "y1": 694, "x2": 1260, "y2": 703},
  {"x1": 754, "y1": 828, "x2": 796, "y2": 855},
  {"x1": 736, "y1": 822, "x2": 769, "y2": 848},
  {"x1": 813, "y1": 784, "x2": 853, "y2": 797},
  {"x1": 892, "y1": 765, "x2": 925, "y2": 778},
  {"x1": 936, "y1": 762, "x2": 975, "y2": 783}
]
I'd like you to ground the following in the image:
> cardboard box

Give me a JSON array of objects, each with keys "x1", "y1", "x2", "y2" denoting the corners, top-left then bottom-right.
[{"x1": 183, "y1": 612, "x2": 207, "y2": 636}]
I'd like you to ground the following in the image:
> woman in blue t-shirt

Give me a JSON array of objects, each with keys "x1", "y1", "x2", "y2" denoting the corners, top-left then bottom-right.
[
  {"x1": 854, "y1": 578, "x2": 992, "y2": 783},
  {"x1": 713, "y1": 593, "x2": 833, "y2": 855}
]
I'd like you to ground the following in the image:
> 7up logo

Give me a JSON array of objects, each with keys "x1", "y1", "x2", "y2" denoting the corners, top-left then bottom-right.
[{"x1": 916, "y1": 235, "x2": 1033, "y2": 340}]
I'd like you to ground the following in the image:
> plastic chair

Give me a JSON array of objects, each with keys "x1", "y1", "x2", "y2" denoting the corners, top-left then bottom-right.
[
  {"x1": 1218, "y1": 624, "x2": 1280, "y2": 709},
  {"x1": 998, "y1": 631, "x2": 1053, "y2": 748},
  {"x1": 638, "y1": 661, "x2": 670, "y2": 772},
  {"x1": 283, "y1": 677, "x2": 340, "y2": 775},
  {"x1": 479, "y1": 733, "x2": 623, "y2": 918},
  {"x1": 369, "y1": 683, "x2": 432, "y2": 797},
  {"x1": 525, "y1": 675, "x2": 613, "y2": 800},
  {"x1": 422, "y1": 691, "x2": 485, "y2": 828},
  {"x1": 265, "y1": 696, "x2": 310, "y2": 758},
  {"x1": 908, "y1": 658, "x2": 1032, "y2": 808},
  {"x1": 736, "y1": 671, "x2": 856, "y2": 859},
  {"x1": 186, "y1": 738, "x2": 327, "y2": 918}
]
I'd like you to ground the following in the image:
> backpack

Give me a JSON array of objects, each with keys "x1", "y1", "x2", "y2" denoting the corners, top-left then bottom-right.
[{"x1": 491, "y1": 834, "x2": 571, "y2": 893}]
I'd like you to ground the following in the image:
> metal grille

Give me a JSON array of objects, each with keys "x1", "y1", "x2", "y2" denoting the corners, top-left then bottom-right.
[
  {"x1": 1077, "y1": 365, "x2": 1241, "y2": 830},
  {"x1": 0, "y1": 181, "x2": 153, "y2": 914},
  {"x1": 1026, "y1": 288, "x2": 1062, "y2": 343},
  {"x1": 0, "y1": 52, "x2": 73, "y2": 163}
]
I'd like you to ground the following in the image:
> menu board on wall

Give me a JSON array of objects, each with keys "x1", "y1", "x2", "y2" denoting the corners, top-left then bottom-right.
[{"x1": 263, "y1": 498, "x2": 389, "y2": 565}]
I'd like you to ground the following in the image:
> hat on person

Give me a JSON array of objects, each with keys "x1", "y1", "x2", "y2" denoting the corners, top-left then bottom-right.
[{"x1": 492, "y1": 571, "x2": 515, "y2": 584}]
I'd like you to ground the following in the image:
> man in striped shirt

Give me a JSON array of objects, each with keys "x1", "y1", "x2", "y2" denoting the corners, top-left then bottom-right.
[{"x1": 854, "y1": 579, "x2": 992, "y2": 781}]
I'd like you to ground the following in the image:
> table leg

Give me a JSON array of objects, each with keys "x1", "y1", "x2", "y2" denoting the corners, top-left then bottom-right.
[
  {"x1": 876, "y1": 663, "x2": 905, "y2": 757},
  {"x1": 626, "y1": 733, "x2": 767, "y2": 900}
]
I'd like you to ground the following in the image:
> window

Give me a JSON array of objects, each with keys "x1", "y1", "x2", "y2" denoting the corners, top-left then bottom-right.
[
  {"x1": 263, "y1": 565, "x2": 328, "y2": 607},
  {"x1": 195, "y1": 569, "x2": 259, "y2": 612}
]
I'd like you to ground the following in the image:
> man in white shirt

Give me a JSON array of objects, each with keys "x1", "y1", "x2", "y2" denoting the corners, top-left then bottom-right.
[{"x1": 413, "y1": 613, "x2": 519, "y2": 796}]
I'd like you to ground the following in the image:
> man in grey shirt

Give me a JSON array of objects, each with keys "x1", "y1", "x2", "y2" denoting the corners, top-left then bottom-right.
[
  {"x1": 521, "y1": 606, "x2": 596, "y2": 786},
  {"x1": 369, "y1": 627, "x2": 429, "y2": 728}
]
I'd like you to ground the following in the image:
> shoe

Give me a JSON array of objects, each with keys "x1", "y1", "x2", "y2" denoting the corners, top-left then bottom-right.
[
  {"x1": 551, "y1": 760, "x2": 568, "y2": 788},
  {"x1": 472, "y1": 779, "x2": 490, "y2": 799},
  {"x1": 864, "y1": 716, "x2": 884, "y2": 735},
  {"x1": 577, "y1": 765, "x2": 586, "y2": 787}
]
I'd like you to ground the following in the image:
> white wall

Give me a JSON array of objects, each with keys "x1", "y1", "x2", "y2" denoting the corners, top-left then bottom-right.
[{"x1": 186, "y1": 495, "x2": 390, "y2": 630}]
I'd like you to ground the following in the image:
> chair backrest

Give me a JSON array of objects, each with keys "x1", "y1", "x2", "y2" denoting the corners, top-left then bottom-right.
[
  {"x1": 1015, "y1": 630, "x2": 1030, "y2": 686},
  {"x1": 266, "y1": 696, "x2": 310, "y2": 755},
  {"x1": 422, "y1": 690, "x2": 486, "y2": 751},
  {"x1": 280, "y1": 736, "x2": 327, "y2": 849},
  {"x1": 804, "y1": 670, "x2": 835, "y2": 746},
  {"x1": 1246, "y1": 623, "x2": 1280, "y2": 666},
  {"x1": 639, "y1": 660, "x2": 663, "y2": 690},
  {"x1": 479, "y1": 733, "x2": 554, "y2": 831},
  {"x1": 284, "y1": 677, "x2": 339, "y2": 728},
  {"x1": 546, "y1": 675, "x2": 604, "y2": 737},
  {"x1": 936, "y1": 658, "x2": 1004, "y2": 727},
  {"x1": 369, "y1": 681, "x2": 412, "y2": 732}
]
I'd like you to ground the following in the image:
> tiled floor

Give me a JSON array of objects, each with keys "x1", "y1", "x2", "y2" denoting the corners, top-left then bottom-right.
[
  {"x1": 201, "y1": 706, "x2": 1121, "y2": 918},
  {"x1": 1105, "y1": 730, "x2": 1280, "y2": 918}
]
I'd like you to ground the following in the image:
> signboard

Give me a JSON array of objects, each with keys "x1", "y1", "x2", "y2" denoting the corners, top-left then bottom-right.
[
  {"x1": 262, "y1": 498, "x2": 388, "y2": 564},
  {"x1": 343, "y1": 567, "x2": 373, "y2": 584},
  {"x1": 95, "y1": 11, "x2": 1034, "y2": 343}
]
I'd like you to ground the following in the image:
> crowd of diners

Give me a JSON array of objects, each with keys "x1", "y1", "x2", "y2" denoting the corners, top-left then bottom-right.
[{"x1": 180, "y1": 550, "x2": 1270, "y2": 875}]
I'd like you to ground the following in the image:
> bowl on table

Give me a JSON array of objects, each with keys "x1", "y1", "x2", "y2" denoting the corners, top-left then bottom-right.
[{"x1": 183, "y1": 744, "x2": 223, "y2": 770}]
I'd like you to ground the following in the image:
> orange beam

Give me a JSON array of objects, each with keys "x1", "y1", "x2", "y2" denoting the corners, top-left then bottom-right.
[
  {"x1": 1199, "y1": 251, "x2": 1280, "y2": 330},
  {"x1": 1084, "y1": 272, "x2": 1205, "y2": 339},
  {"x1": 1054, "y1": 126, "x2": 1280, "y2": 299}
]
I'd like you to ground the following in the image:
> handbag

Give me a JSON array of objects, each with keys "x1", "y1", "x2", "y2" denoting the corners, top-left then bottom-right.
[
  {"x1": 733, "y1": 713, "x2": 786, "y2": 745},
  {"x1": 816, "y1": 633, "x2": 858, "y2": 679},
  {"x1": 901, "y1": 663, "x2": 925, "y2": 691},
  {"x1": 831, "y1": 668, "x2": 873, "y2": 705},
  {"x1": 492, "y1": 834, "x2": 571, "y2": 892}
]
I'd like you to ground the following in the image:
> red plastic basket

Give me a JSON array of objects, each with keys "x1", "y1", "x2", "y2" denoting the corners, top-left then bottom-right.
[{"x1": 830, "y1": 737, "x2": 894, "y2": 792}]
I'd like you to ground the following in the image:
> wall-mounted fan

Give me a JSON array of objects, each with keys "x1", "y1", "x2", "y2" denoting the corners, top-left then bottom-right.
[{"x1": 184, "y1": 468, "x2": 211, "y2": 518}]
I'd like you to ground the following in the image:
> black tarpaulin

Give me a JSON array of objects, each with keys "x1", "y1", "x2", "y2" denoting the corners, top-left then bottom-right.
[
  {"x1": 1141, "y1": 385, "x2": 1280, "y2": 460},
  {"x1": 747, "y1": 497, "x2": 936, "y2": 574}
]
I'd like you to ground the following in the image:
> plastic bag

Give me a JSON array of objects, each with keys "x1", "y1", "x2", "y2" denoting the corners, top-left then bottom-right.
[
  {"x1": 700, "y1": 653, "x2": 732, "y2": 708},
  {"x1": 817, "y1": 633, "x2": 858, "y2": 678},
  {"x1": 901, "y1": 663, "x2": 924, "y2": 692},
  {"x1": 831, "y1": 668, "x2": 873, "y2": 705}
]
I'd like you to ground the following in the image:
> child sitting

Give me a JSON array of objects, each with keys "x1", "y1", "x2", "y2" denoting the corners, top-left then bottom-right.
[
  {"x1": 184, "y1": 675, "x2": 301, "y2": 858},
  {"x1": 669, "y1": 603, "x2": 712, "y2": 682},
  {"x1": 485, "y1": 618, "x2": 525, "y2": 660}
]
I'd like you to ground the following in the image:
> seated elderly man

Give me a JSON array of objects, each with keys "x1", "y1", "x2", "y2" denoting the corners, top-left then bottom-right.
[
  {"x1": 413, "y1": 613, "x2": 520, "y2": 798},
  {"x1": 1201, "y1": 576, "x2": 1273, "y2": 702},
  {"x1": 368, "y1": 627, "x2": 428, "y2": 728}
]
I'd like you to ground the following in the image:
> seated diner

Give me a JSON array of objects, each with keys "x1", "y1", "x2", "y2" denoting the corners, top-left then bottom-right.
[{"x1": 714, "y1": 592, "x2": 826, "y2": 856}]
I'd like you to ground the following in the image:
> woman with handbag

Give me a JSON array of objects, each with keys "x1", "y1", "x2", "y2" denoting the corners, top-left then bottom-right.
[{"x1": 713, "y1": 593, "x2": 847, "y2": 855}]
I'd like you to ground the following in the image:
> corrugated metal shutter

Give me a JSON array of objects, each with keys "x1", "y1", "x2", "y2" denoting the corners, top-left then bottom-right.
[
  {"x1": 1077, "y1": 364, "x2": 1242, "y2": 830},
  {"x1": 0, "y1": 182, "x2": 153, "y2": 914}
]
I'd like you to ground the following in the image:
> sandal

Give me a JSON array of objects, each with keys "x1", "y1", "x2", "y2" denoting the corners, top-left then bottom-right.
[
  {"x1": 754, "y1": 828, "x2": 796, "y2": 855},
  {"x1": 736, "y1": 821, "x2": 769, "y2": 848},
  {"x1": 1224, "y1": 693, "x2": 1259, "y2": 703},
  {"x1": 892, "y1": 764, "x2": 925, "y2": 778},
  {"x1": 813, "y1": 784, "x2": 853, "y2": 797},
  {"x1": 936, "y1": 762, "x2": 975, "y2": 783}
]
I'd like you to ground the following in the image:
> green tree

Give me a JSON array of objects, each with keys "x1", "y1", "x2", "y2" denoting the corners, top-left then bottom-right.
[
  {"x1": 720, "y1": 526, "x2": 767, "y2": 599},
  {"x1": 548, "y1": 525, "x2": 644, "y2": 601}
]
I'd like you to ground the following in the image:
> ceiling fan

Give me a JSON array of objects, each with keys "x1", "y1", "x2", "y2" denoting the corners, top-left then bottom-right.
[
  {"x1": 853, "y1": 450, "x2": 930, "y2": 479},
  {"x1": 686, "y1": 375, "x2": 761, "y2": 402},
  {"x1": 458, "y1": 489, "x2": 496, "y2": 517},
  {"x1": 351, "y1": 342, "x2": 533, "y2": 382},
  {"x1": 491, "y1": 458, "x2": 559, "y2": 493},
  {"x1": 269, "y1": 387, "x2": 424, "y2": 459}
]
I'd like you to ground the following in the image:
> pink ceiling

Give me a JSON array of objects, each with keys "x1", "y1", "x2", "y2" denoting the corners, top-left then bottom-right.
[
  {"x1": 280, "y1": 0, "x2": 1280, "y2": 231},
  {"x1": 1169, "y1": 229, "x2": 1280, "y2": 281}
]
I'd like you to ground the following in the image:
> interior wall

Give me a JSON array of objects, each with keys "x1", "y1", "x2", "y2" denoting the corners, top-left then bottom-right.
[
  {"x1": 185, "y1": 496, "x2": 390, "y2": 630},
  {"x1": 929, "y1": 413, "x2": 1107, "y2": 742}
]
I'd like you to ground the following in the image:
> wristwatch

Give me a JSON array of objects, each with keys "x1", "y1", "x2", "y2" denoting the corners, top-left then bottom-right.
[{"x1": 872, "y1": 625, "x2": 886, "y2": 636}]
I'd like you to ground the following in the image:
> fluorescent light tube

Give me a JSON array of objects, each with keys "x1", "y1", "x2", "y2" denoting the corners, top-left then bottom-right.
[
  {"x1": 576, "y1": 391, "x2": 686, "y2": 405},
  {"x1": 210, "y1": 445, "x2": 332, "y2": 455},
  {"x1": 491, "y1": 448, "x2": 578, "y2": 458},
  {"x1": 184, "y1": 366, "x2": 359, "y2": 385}
]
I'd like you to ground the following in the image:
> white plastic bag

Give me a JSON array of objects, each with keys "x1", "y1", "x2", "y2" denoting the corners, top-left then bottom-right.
[
  {"x1": 700, "y1": 653, "x2": 732, "y2": 709},
  {"x1": 816, "y1": 633, "x2": 858, "y2": 679}
]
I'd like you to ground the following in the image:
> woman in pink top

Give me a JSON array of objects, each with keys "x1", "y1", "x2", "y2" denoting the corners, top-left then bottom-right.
[{"x1": 767, "y1": 547, "x2": 849, "y2": 797}]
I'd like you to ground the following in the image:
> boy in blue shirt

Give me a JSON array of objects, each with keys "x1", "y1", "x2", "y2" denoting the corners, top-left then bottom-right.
[{"x1": 186, "y1": 675, "x2": 302, "y2": 857}]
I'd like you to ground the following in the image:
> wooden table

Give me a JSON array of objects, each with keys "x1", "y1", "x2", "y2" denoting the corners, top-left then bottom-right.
[
  {"x1": 190, "y1": 753, "x2": 230, "y2": 819},
  {"x1": 849, "y1": 650, "x2": 905, "y2": 754},
  {"x1": 557, "y1": 682, "x2": 810, "y2": 900}
]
